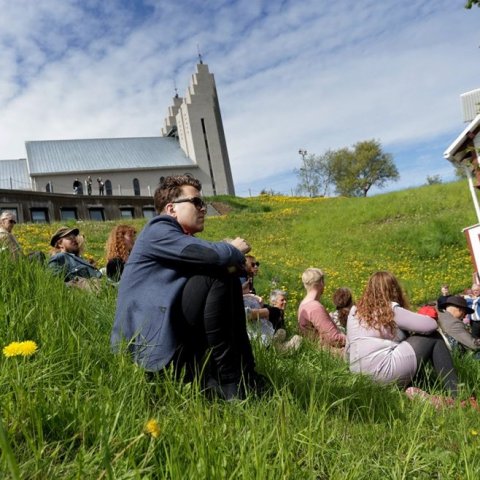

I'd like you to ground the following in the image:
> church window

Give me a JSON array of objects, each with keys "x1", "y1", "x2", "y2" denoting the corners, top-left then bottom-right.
[
  {"x1": 89, "y1": 208, "x2": 105, "y2": 221},
  {"x1": 60, "y1": 208, "x2": 77, "y2": 221},
  {"x1": 105, "y1": 180, "x2": 113, "y2": 196},
  {"x1": 30, "y1": 208, "x2": 49, "y2": 223},
  {"x1": 120, "y1": 207, "x2": 134, "y2": 219},
  {"x1": 133, "y1": 178, "x2": 141, "y2": 196},
  {"x1": 143, "y1": 207, "x2": 155, "y2": 219}
]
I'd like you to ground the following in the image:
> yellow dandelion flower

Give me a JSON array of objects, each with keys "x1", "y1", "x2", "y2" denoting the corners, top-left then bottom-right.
[
  {"x1": 144, "y1": 419, "x2": 161, "y2": 438},
  {"x1": 471, "y1": 429, "x2": 478, "y2": 436},
  {"x1": 3, "y1": 340, "x2": 38, "y2": 358}
]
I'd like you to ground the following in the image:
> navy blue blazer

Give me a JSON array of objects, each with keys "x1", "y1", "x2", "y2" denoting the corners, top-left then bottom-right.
[{"x1": 110, "y1": 215, "x2": 245, "y2": 371}]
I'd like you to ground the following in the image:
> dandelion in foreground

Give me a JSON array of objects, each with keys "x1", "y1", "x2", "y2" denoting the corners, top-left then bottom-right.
[
  {"x1": 471, "y1": 429, "x2": 478, "y2": 436},
  {"x1": 3, "y1": 341, "x2": 38, "y2": 358},
  {"x1": 144, "y1": 419, "x2": 161, "y2": 438}
]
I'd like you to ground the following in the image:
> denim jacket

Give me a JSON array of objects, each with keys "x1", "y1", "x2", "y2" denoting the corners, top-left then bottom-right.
[{"x1": 47, "y1": 252, "x2": 102, "y2": 282}]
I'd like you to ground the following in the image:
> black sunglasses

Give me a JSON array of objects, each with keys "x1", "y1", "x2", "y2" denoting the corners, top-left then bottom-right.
[
  {"x1": 252, "y1": 261, "x2": 260, "y2": 267},
  {"x1": 172, "y1": 197, "x2": 207, "y2": 210}
]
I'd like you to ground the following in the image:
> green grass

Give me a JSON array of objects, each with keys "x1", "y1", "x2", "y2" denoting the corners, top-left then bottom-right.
[{"x1": 2, "y1": 180, "x2": 480, "y2": 478}]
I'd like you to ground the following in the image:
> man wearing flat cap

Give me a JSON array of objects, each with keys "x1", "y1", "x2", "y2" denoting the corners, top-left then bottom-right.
[
  {"x1": 437, "y1": 296, "x2": 480, "y2": 353},
  {"x1": 47, "y1": 226, "x2": 102, "y2": 283}
]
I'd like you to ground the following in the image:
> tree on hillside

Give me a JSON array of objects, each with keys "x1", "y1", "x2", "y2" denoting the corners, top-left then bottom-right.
[
  {"x1": 426, "y1": 174, "x2": 442, "y2": 185},
  {"x1": 329, "y1": 140, "x2": 399, "y2": 197},
  {"x1": 465, "y1": 0, "x2": 480, "y2": 8},
  {"x1": 294, "y1": 151, "x2": 335, "y2": 197}
]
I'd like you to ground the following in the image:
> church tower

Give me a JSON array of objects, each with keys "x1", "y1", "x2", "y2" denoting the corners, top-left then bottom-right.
[{"x1": 161, "y1": 63, "x2": 235, "y2": 195}]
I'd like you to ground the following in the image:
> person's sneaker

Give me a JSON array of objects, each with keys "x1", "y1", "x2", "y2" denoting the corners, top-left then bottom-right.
[
  {"x1": 204, "y1": 376, "x2": 246, "y2": 401},
  {"x1": 245, "y1": 370, "x2": 271, "y2": 396},
  {"x1": 273, "y1": 328, "x2": 287, "y2": 343},
  {"x1": 460, "y1": 397, "x2": 480, "y2": 411},
  {"x1": 275, "y1": 334, "x2": 303, "y2": 353},
  {"x1": 405, "y1": 386, "x2": 454, "y2": 409},
  {"x1": 284, "y1": 335, "x2": 302, "y2": 351}
]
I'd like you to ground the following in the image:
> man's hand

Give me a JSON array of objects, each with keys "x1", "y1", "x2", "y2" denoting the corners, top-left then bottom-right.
[{"x1": 229, "y1": 237, "x2": 251, "y2": 254}]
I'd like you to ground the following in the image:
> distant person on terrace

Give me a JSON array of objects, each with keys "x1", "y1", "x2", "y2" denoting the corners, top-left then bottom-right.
[
  {"x1": 0, "y1": 211, "x2": 22, "y2": 259},
  {"x1": 47, "y1": 227, "x2": 102, "y2": 284},
  {"x1": 346, "y1": 271, "x2": 459, "y2": 398},
  {"x1": 111, "y1": 175, "x2": 264, "y2": 401},
  {"x1": 298, "y1": 268, "x2": 346, "y2": 352}
]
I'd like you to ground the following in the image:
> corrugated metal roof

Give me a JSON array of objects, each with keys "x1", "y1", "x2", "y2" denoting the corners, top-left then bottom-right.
[
  {"x1": 26, "y1": 136, "x2": 194, "y2": 175},
  {"x1": 0, "y1": 159, "x2": 31, "y2": 190},
  {"x1": 461, "y1": 88, "x2": 480, "y2": 123},
  {"x1": 444, "y1": 113, "x2": 480, "y2": 162}
]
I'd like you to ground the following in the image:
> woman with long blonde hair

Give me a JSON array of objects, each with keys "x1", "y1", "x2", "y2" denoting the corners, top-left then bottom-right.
[
  {"x1": 347, "y1": 271, "x2": 459, "y2": 397},
  {"x1": 105, "y1": 225, "x2": 136, "y2": 281}
]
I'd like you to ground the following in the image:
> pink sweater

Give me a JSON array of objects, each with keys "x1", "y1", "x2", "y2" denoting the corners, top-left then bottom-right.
[
  {"x1": 346, "y1": 305, "x2": 437, "y2": 386},
  {"x1": 298, "y1": 299, "x2": 346, "y2": 347}
]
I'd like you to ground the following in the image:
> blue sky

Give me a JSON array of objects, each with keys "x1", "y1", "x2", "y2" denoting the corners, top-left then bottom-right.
[{"x1": 0, "y1": 0, "x2": 479, "y2": 196}]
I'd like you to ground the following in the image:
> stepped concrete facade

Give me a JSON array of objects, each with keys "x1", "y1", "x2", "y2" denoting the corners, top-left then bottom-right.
[{"x1": 161, "y1": 63, "x2": 235, "y2": 196}]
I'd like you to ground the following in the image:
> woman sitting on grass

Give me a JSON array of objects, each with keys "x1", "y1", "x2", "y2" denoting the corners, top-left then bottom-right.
[
  {"x1": 243, "y1": 285, "x2": 302, "y2": 352},
  {"x1": 346, "y1": 271, "x2": 459, "y2": 400},
  {"x1": 297, "y1": 268, "x2": 346, "y2": 352},
  {"x1": 330, "y1": 287, "x2": 354, "y2": 334},
  {"x1": 105, "y1": 225, "x2": 136, "y2": 282}
]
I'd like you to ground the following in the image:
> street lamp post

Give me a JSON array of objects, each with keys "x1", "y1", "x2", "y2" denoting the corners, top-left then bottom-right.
[{"x1": 298, "y1": 149, "x2": 307, "y2": 162}]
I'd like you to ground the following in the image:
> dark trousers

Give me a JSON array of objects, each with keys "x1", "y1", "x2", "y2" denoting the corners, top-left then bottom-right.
[
  {"x1": 171, "y1": 274, "x2": 255, "y2": 384},
  {"x1": 471, "y1": 320, "x2": 480, "y2": 339},
  {"x1": 406, "y1": 332, "x2": 458, "y2": 396}
]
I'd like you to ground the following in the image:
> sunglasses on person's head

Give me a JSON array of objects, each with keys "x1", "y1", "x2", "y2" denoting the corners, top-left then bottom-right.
[{"x1": 172, "y1": 197, "x2": 207, "y2": 210}]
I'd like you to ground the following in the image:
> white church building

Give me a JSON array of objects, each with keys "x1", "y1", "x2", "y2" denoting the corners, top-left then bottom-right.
[{"x1": 0, "y1": 62, "x2": 235, "y2": 198}]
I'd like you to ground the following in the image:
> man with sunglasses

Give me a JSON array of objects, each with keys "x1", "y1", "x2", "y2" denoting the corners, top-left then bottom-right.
[{"x1": 111, "y1": 175, "x2": 264, "y2": 400}]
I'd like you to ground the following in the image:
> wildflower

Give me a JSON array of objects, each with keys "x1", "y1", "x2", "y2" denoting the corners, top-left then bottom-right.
[
  {"x1": 3, "y1": 341, "x2": 38, "y2": 358},
  {"x1": 144, "y1": 419, "x2": 161, "y2": 438},
  {"x1": 471, "y1": 430, "x2": 478, "y2": 436}
]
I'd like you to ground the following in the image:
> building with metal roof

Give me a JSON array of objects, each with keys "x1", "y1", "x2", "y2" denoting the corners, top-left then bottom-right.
[
  {"x1": 0, "y1": 159, "x2": 31, "y2": 190},
  {"x1": 0, "y1": 62, "x2": 235, "y2": 198}
]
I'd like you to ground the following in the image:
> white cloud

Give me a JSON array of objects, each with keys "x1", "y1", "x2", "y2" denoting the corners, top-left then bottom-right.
[{"x1": 0, "y1": 0, "x2": 479, "y2": 195}]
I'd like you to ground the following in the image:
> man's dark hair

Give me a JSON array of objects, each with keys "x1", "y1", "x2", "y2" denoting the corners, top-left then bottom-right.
[{"x1": 154, "y1": 175, "x2": 202, "y2": 213}]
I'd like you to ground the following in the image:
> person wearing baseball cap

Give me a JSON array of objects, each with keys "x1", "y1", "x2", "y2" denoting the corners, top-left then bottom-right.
[
  {"x1": 0, "y1": 211, "x2": 22, "y2": 259},
  {"x1": 47, "y1": 226, "x2": 102, "y2": 284},
  {"x1": 437, "y1": 296, "x2": 480, "y2": 353}
]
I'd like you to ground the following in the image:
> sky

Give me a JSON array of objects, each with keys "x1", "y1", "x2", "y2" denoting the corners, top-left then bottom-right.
[{"x1": 0, "y1": 0, "x2": 479, "y2": 197}]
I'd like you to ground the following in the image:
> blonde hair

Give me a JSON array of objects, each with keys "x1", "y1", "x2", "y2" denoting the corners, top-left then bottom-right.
[
  {"x1": 76, "y1": 234, "x2": 86, "y2": 255},
  {"x1": 302, "y1": 268, "x2": 324, "y2": 288}
]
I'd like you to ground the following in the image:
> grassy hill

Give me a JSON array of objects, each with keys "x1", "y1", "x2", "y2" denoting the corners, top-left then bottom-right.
[{"x1": 2, "y1": 180, "x2": 480, "y2": 478}]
